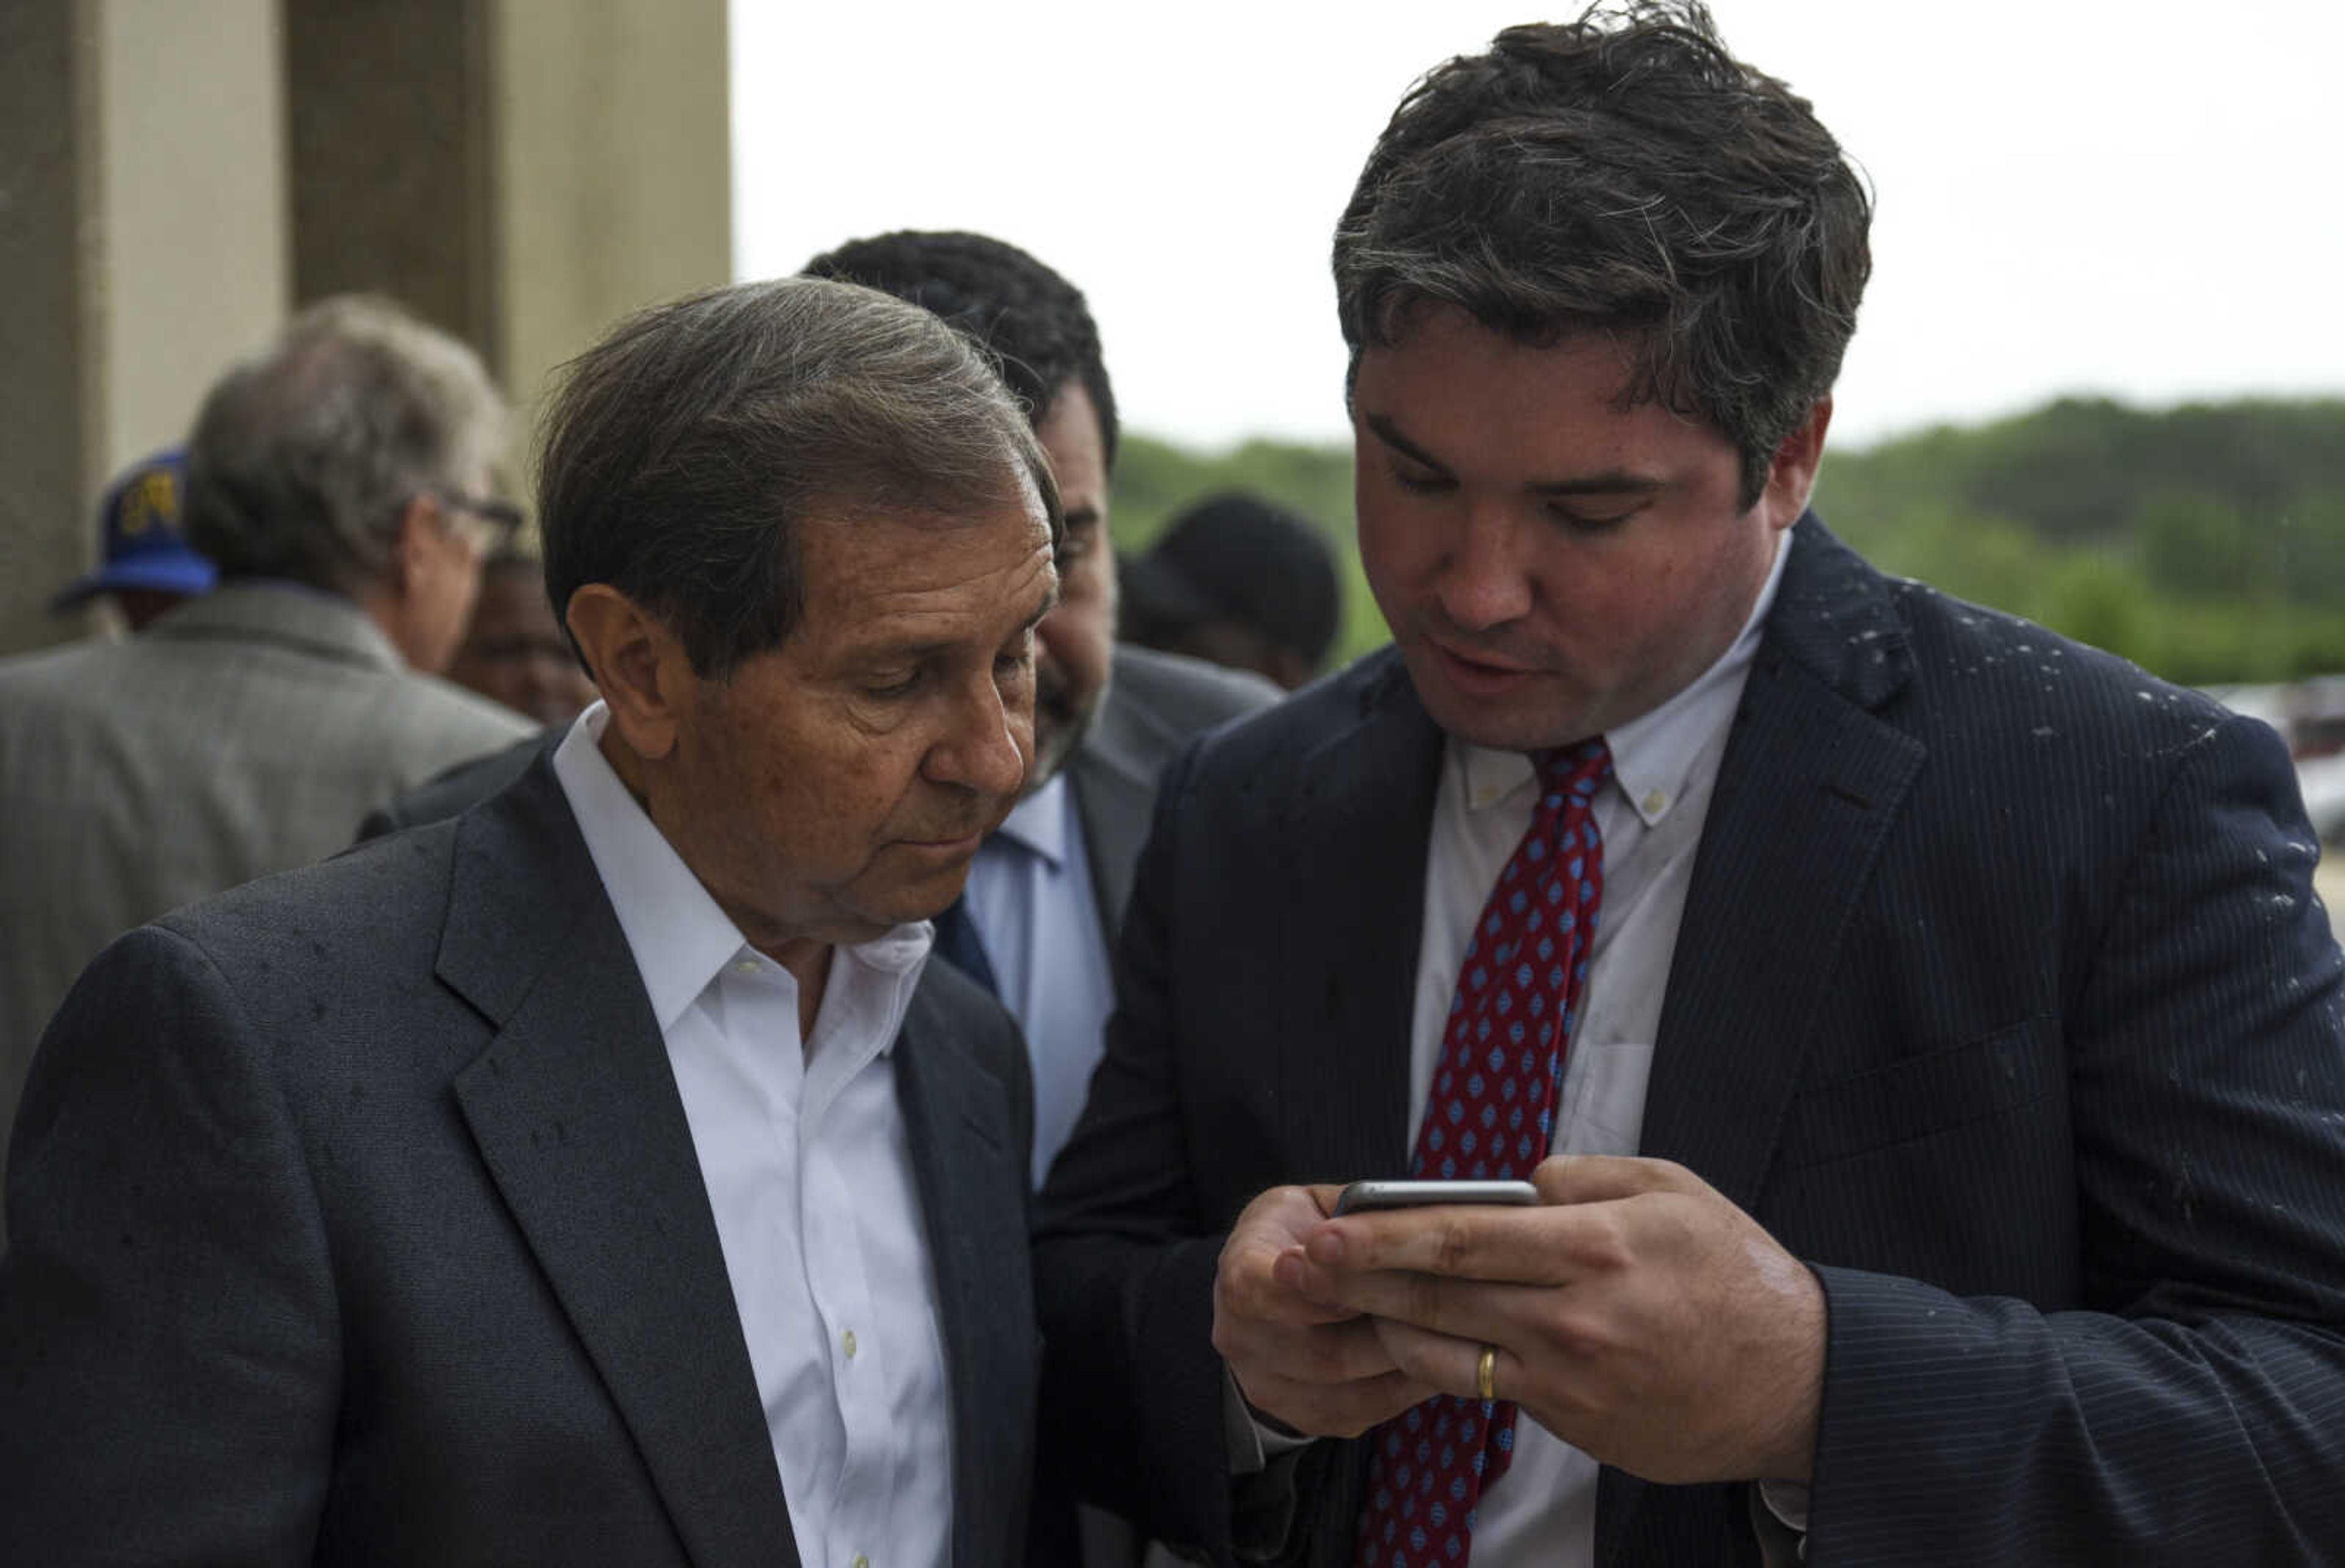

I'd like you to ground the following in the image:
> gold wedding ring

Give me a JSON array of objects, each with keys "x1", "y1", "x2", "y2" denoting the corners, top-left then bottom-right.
[{"x1": 1476, "y1": 1345, "x2": 1498, "y2": 1403}]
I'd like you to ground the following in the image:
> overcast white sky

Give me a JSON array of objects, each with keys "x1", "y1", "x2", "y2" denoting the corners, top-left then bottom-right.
[{"x1": 732, "y1": 0, "x2": 2345, "y2": 454}]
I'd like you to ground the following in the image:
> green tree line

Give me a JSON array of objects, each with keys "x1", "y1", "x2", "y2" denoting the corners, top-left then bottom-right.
[{"x1": 1111, "y1": 396, "x2": 2345, "y2": 684}]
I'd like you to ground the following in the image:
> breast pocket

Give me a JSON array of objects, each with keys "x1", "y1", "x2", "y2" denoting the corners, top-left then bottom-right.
[{"x1": 1776, "y1": 1015, "x2": 2062, "y2": 1172}]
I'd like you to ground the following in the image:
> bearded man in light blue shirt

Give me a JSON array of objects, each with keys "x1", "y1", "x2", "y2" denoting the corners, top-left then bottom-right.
[{"x1": 808, "y1": 231, "x2": 1282, "y2": 1188}]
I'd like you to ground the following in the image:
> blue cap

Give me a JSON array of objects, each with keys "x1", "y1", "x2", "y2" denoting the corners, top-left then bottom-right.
[{"x1": 49, "y1": 448, "x2": 218, "y2": 612}]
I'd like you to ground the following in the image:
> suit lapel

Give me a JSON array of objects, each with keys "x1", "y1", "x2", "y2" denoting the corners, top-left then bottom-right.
[
  {"x1": 896, "y1": 985, "x2": 1032, "y2": 1568},
  {"x1": 1066, "y1": 726, "x2": 1155, "y2": 945},
  {"x1": 1595, "y1": 518, "x2": 1927, "y2": 1567},
  {"x1": 1276, "y1": 653, "x2": 1447, "y2": 1181},
  {"x1": 441, "y1": 761, "x2": 800, "y2": 1568}
]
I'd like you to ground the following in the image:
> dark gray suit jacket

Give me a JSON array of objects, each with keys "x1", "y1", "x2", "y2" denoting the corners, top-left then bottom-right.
[
  {"x1": 1034, "y1": 517, "x2": 2345, "y2": 1566},
  {"x1": 1, "y1": 757, "x2": 1039, "y2": 1568}
]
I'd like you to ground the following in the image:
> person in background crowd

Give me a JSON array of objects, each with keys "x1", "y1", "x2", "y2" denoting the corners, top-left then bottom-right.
[
  {"x1": 1, "y1": 277, "x2": 1053, "y2": 1568},
  {"x1": 1033, "y1": 5, "x2": 2345, "y2": 1565},
  {"x1": 1122, "y1": 492, "x2": 1343, "y2": 690},
  {"x1": 802, "y1": 231, "x2": 1279, "y2": 1187},
  {"x1": 447, "y1": 546, "x2": 600, "y2": 727},
  {"x1": 47, "y1": 448, "x2": 217, "y2": 633},
  {"x1": 0, "y1": 295, "x2": 532, "y2": 1190}
]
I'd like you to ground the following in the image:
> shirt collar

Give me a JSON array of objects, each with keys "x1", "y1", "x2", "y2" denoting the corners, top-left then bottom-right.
[
  {"x1": 1452, "y1": 529, "x2": 1791, "y2": 827},
  {"x1": 989, "y1": 770, "x2": 1072, "y2": 870},
  {"x1": 550, "y1": 702, "x2": 933, "y2": 1042}
]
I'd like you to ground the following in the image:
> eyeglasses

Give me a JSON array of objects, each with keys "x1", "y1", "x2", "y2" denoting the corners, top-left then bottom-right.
[{"x1": 434, "y1": 490, "x2": 525, "y2": 553}]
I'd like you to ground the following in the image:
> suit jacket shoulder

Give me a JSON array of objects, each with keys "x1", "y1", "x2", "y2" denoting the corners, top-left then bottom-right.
[
  {"x1": 1066, "y1": 645, "x2": 1282, "y2": 937},
  {"x1": 356, "y1": 731, "x2": 556, "y2": 840},
  {"x1": 1094, "y1": 644, "x2": 1282, "y2": 750},
  {"x1": 1628, "y1": 516, "x2": 2345, "y2": 1564}
]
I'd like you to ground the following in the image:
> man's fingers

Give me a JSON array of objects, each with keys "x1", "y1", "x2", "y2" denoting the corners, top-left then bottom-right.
[
  {"x1": 1298, "y1": 1205, "x2": 1559, "y2": 1282},
  {"x1": 1304, "y1": 1196, "x2": 1644, "y2": 1282},
  {"x1": 1219, "y1": 1311, "x2": 1405, "y2": 1386},
  {"x1": 1532, "y1": 1153, "x2": 1700, "y2": 1205},
  {"x1": 1369, "y1": 1316, "x2": 1518, "y2": 1406},
  {"x1": 1221, "y1": 1246, "x2": 1360, "y2": 1326},
  {"x1": 1234, "y1": 1366, "x2": 1438, "y2": 1440},
  {"x1": 1221, "y1": 1189, "x2": 1365, "y2": 1326},
  {"x1": 1298, "y1": 1266, "x2": 1544, "y2": 1346},
  {"x1": 1296, "y1": 1160, "x2": 1704, "y2": 1281}
]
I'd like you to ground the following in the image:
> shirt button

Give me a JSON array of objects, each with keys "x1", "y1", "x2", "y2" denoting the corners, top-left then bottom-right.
[
  {"x1": 851, "y1": 1554, "x2": 870, "y2": 1568},
  {"x1": 842, "y1": 1329, "x2": 858, "y2": 1359},
  {"x1": 733, "y1": 959, "x2": 759, "y2": 975},
  {"x1": 1642, "y1": 789, "x2": 1667, "y2": 816}
]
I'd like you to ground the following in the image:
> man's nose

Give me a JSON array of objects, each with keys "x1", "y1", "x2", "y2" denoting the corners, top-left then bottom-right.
[
  {"x1": 1433, "y1": 507, "x2": 1532, "y2": 631},
  {"x1": 928, "y1": 672, "x2": 1030, "y2": 799}
]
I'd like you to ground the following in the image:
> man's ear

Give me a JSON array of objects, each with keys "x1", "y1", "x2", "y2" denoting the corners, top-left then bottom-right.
[
  {"x1": 565, "y1": 584, "x2": 689, "y2": 761},
  {"x1": 388, "y1": 493, "x2": 445, "y2": 597},
  {"x1": 1761, "y1": 397, "x2": 1834, "y2": 531}
]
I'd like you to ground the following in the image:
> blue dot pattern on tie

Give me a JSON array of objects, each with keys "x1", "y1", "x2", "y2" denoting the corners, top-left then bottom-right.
[{"x1": 1352, "y1": 738, "x2": 1612, "y2": 1568}]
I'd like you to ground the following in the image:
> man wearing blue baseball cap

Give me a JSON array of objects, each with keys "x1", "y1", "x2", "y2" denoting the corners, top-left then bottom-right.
[{"x1": 47, "y1": 449, "x2": 217, "y2": 633}]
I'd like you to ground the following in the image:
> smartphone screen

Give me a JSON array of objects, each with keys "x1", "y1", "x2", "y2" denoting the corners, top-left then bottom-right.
[{"x1": 1332, "y1": 1178, "x2": 1540, "y2": 1215}]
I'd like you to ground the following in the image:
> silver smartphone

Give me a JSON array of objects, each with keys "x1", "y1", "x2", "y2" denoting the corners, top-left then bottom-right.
[{"x1": 1332, "y1": 1178, "x2": 1540, "y2": 1215}]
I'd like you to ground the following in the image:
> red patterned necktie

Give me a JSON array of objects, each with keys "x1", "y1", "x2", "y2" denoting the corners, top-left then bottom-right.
[{"x1": 1353, "y1": 738, "x2": 1613, "y2": 1568}]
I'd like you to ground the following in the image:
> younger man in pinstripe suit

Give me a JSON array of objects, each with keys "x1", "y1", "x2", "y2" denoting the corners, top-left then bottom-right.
[{"x1": 1034, "y1": 5, "x2": 2345, "y2": 1564}]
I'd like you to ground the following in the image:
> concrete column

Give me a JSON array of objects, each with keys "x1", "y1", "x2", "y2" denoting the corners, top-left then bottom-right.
[
  {"x1": 0, "y1": 0, "x2": 102, "y2": 658},
  {"x1": 95, "y1": 0, "x2": 291, "y2": 478},
  {"x1": 285, "y1": 0, "x2": 732, "y2": 424},
  {"x1": 0, "y1": 0, "x2": 289, "y2": 658},
  {"x1": 492, "y1": 0, "x2": 733, "y2": 415},
  {"x1": 283, "y1": 0, "x2": 496, "y2": 355}
]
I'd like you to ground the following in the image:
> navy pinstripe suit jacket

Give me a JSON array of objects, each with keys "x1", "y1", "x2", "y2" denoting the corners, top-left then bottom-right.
[{"x1": 1034, "y1": 515, "x2": 2345, "y2": 1566}]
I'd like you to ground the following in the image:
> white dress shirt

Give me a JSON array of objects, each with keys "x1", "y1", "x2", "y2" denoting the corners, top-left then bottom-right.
[
  {"x1": 961, "y1": 771, "x2": 1117, "y2": 1186},
  {"x1": 553, "y1": 706, "x2": 954, "y2": 1568},
  {"x1": 1238, "y1": 536, "x2": 1793, "y2": 1561}
]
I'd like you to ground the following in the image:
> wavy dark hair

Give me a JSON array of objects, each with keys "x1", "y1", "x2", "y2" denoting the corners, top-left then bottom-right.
[
  {"x1": 538, "y1": 277, "x2": 1060, "y2": 680},
  {"x1": 804, "y1": 230, "x2": 1119, "y2": 471},
  {"x1": 1334, "y1": 1, "x2": 1871, "y2": 506}
]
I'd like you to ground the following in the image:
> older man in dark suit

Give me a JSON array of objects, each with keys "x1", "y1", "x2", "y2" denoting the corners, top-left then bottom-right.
[
  {"x1": 2, "y1": 278, "x2": 1058, "y2": 1568},
  {"x1": 1033, "y1": 8, "x2": 2345, "y2": 1567}
]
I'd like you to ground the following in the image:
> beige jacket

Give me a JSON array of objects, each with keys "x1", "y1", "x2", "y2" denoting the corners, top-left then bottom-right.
[{"x1": 0, "y1": 583, "x2": 530, "y2": 1188}]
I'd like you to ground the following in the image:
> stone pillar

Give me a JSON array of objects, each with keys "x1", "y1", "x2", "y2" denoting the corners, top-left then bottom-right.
[
  {"x1": 285, "y1": 0, "x2": 732, "y2": 427},
  {"x1": 0, "y1": 0, "x2": 288, "y2": 657},
  {"x1": 492, "y1": 0, "x2": 733, "y2": 414},
  {"x1": 0, "y1": 0, "x2": 101, "y2": 658},
  {"x1": 283, "y1": 0, "x2": 498, "y2": 355}
]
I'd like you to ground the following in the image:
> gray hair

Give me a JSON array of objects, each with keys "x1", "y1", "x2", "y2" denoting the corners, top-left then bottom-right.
[
  {"x1": 539, "y1": 275, "x2": 1061, "y2": 679},
  {"x1": 182, "y1": 294, "x2": 510, "y2": 593}
]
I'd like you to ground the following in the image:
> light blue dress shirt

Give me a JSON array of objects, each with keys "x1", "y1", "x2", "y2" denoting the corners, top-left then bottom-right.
[{"x1": 959, "y1": 771, "x2": 1118, "y2": 1188}]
